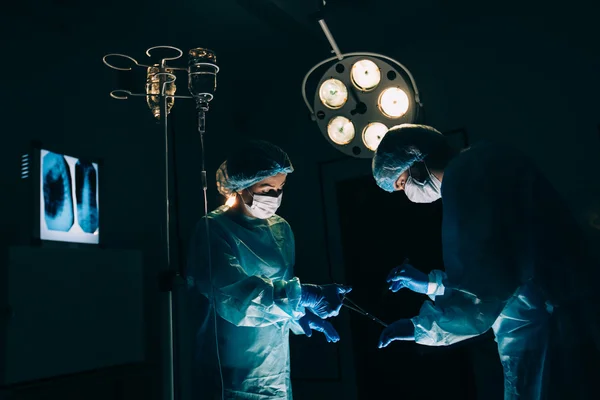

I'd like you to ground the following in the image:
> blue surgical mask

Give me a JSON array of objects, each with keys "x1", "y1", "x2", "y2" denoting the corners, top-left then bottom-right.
[{"x1": 404, "y1": 164, "x2": 441, "y2": 203}]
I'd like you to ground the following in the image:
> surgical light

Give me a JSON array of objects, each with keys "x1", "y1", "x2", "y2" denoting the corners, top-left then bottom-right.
[
  {"x1": 362, "y1": 122, "x2": 388, "y2": 151},
  {"x1": 351, "y1": 59, "x2": 381, "y2": 91},
  {"x1": 319, "y1": 78, "x2": 348, "y2": 109},
  {"x1": 327, "y1": 116, "x2": 355, "y2": 145},
  {"x1": 302, "y1": 18, "x2": 423, "y2": 159},
  {"x1": 379, "y1": 87, "x2": 410, "y2": 118}
]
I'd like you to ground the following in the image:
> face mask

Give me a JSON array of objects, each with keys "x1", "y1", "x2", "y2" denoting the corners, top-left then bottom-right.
[
  {"x1": 404, "y1": 165, "x2": 442, "y2": 204},
  {"x1": 243, "y1": 191, "x2": 283, "y2": 219}
]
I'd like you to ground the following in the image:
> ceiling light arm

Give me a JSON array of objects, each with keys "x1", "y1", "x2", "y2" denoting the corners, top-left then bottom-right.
[
  {"x1": 301, "y1": 52, "x2": 423, "y2": 118},
  {"x1": 318, "y1": 19, "x2": 343, "y2": 60}
]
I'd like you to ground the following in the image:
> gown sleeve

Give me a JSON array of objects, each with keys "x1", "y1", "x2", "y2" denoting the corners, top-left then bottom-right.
[
  {"x1": 186, "y1": 217, "x2": 305, "y2": 328},
  {"x1": 412, "y1": 287, "x2": 506, "y2": 346}
]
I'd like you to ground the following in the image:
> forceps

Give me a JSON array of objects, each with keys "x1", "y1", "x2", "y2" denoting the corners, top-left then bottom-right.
[{"x1": 342, "y1": 296, "x2": 388, "y2": 328}]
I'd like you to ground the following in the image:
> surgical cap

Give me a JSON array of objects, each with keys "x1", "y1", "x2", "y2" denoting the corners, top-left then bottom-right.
[
  {"x1": 216, "y1": 140, "x2": 294, "y2": 197},
  {"x1": 372, "y1": 124, "x2": 442, "y2": 192}
]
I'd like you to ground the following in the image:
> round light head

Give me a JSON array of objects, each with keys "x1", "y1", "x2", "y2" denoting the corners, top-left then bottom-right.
[
  {"x1": 319, "y1": 78, "x2": 348, "y2": 109},
  {"x1": 327, "y1": 116, "x2": 355, "y2": 145},
  {"x1": 362, "y1": 123, "x2": 389, "y2": 151},
  {"x1": 379, "y1": 87, "x2": 410, "y2": 118},
  {"x1": 312, "y1": 55, "x2": 418, "y2": 159},
  {"x1": 351, "y1": 59, "x2": 381, "y2": 91}
]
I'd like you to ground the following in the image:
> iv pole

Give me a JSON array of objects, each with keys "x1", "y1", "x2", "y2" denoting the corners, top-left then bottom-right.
[{"x1": 102, "y1": 46, "x2": 218, "y2": 400}]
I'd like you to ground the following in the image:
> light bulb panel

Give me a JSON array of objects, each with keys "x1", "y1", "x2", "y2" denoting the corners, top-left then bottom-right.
[
  {"x1": 327, "y1": 116, "x2": 355, "y2": 145},
  {"x1": 313, "y1": 55, "x2": 418, "y2": 159},
  {"x1": 362, "y1": 122, "x2": 389, "y2": 151},
  {"x1": 351, "y1": 59, "x2": 381, "y2": 91},
  {"x1": 378, "y1": 87, "x2": 410, "y2": 119},
  {"x1": 319, "y1": 78, "x2": 348, "y2": 109}
]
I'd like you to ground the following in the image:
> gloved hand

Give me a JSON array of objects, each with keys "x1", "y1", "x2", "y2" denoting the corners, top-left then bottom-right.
[
  {"x1": 378, "y1": 319, "x2": 416, "y2": 348},
  {"x1": 299, "y1": 311, "x2": 340, "y2": 343},
  {"x1": 386, "y1": 263, "x2": 428, "y2": 294},
  {"x1": 300, "y1": 284, "x2": 352, "y2": 319}
]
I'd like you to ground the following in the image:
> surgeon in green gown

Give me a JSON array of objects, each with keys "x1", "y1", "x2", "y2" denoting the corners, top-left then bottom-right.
[{"x1": 186, "y1": 140, "x2": 351, "y2": 399}]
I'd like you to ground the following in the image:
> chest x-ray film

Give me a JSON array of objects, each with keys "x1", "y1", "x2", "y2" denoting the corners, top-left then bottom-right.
[{"x1": 40, "y1": 150, "x2": 99, "y2": 244}]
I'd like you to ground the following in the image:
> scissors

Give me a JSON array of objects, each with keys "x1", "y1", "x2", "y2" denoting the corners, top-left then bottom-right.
[{"x1": 342, "y1": 296, "x2": 389, "y2": 328}]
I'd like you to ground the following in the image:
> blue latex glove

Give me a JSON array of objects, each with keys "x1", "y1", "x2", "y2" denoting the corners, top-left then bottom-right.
[
  {"x1": 378, "y1": 319, "x2": 416, "y2": 348},
  {"x1": 300, "y1": 284, "x2": 352, "y2": 319},
  {"x1": 299, "y1": 311, "x2": 340, "y2": 343},
  {"x1": 386, "y1": 263, "x2": 428, "y2": 294}
]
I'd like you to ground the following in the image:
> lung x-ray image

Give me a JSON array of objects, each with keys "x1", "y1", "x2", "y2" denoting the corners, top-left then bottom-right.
[{"x1": 41, "y1": 150, "x2": 99, "y2": 244}]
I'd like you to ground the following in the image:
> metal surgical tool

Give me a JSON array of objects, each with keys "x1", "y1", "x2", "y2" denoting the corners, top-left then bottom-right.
[{"x1": 342, "y1": 296, "x2": 388, "y2": 328}]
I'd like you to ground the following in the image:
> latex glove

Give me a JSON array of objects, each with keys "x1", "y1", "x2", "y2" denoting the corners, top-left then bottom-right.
[
  {"x1": 299, "y1": 311, "x2": 340, "y2": 343},
  {"x1": 300, "y1": 284, "x2": 352, "y2": 319},
  {"x1": 386, "y1": 263, "x2": 428, "y2": 294},
  {"x1": 378, "y1": 319, "x2": 416, "y2": 348}
]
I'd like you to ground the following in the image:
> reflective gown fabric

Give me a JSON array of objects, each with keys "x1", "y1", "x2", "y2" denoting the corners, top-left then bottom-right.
[
  {"x1": 186, "y1": 206, "x2": 305, "y2": 399},
  {"x1": 410, "y1": 142, "x2": 600, "y2": 399}
]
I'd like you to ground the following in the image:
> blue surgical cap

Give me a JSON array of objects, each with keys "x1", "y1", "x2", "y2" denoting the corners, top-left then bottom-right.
[
  {"x1": 372, "y1": 124, "x2": 442, "y2": 192},
  {"x1": 216, "y1": 140, "x2": 293, "y2": 196}
]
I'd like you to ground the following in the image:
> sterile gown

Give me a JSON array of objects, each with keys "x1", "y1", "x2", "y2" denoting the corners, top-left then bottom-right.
[
  {"x1": 411, "y1": 142, "x2": 600, "y2": 399},
  {"x1": 186, "y1": 205, "x2": 306, "y2": 400}
]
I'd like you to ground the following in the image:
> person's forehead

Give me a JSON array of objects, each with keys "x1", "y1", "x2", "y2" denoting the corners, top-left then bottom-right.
[{"x1": 258, "y1": 174, "x2": 287, "y2": 187}]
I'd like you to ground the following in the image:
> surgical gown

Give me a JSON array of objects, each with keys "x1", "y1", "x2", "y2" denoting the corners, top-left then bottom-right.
[
  {"x1": 186, "y1": 206, "x2": 306, "y2": 399},
  {"x1": 411, "y1": 142, "x2": 600, "y2": 399}
]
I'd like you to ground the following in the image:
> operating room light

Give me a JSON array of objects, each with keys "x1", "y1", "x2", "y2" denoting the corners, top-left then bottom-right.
[
  {"x1": 351, "y1": 59, "x2": 381, "y2": 91},
  {"x1": 327, "y1": 116, "x2": 355, "y2": 145},
  {"x1": 319, "y1": 78, "x2": 348, "y2": 109},
  {"x1": 379, "y1": 87, "x2": 410, "y2": 118},
  {"x1": 302, "y1": 18, "x2": 422, "y2": 158},
  {"x1": 362, "y1": 122, "x2": 389, "y2": 151}
]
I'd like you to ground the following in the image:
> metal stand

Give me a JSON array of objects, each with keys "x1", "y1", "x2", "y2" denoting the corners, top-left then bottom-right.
[
  {"x1": 194, "y1": 98, "x2": 225, "y2": 399},
  {"x1": 103, "y1": 46, "x2": 219, "y2": 400}
]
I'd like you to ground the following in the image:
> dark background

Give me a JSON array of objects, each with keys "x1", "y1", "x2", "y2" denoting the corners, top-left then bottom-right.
[{"x1": 1, "y1": 0, "x2": 600, "y2": 399}]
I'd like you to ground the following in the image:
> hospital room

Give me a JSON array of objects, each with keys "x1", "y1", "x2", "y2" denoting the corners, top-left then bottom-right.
[{"x1": 2, "y1": 0, "x2": 600, "y2": 399}]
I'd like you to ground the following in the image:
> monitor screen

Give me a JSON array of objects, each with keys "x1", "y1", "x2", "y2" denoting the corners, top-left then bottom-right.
[{"x1": 40, "y1": 150, "x2": 99, "y2": 244}]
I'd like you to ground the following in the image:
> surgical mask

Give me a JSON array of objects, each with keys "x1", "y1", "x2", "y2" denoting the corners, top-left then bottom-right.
[
  {"x1": 243, "y1": 191, "x2": 282, "y2": 219},
  {"x1": 404, "y1": 164, "x2": 442, "y2": 203}
]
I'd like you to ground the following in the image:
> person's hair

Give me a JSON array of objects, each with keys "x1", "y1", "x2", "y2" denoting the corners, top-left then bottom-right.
[
  {"x1": 225, "y1": 140, "x2": 292, "y2": 181},
  {"x1": 215, "y1": 140, "x2": 293, "y2": 197}
]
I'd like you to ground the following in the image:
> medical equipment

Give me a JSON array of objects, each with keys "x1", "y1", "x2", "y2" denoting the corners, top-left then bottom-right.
[
  {"x1": 302, "y1": 7, "x2": 422, "y2": 159},
  {"x1": 103, "y1": 46, "x2": 221, "y2": 400},
  {"x1": 343, "y1": 296, "x2": 388, "y2": 328}
]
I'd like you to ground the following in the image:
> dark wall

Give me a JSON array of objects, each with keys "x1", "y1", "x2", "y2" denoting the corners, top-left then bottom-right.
[{"x1": 2, "y1": 1, "x2": 599, "y2": 399}]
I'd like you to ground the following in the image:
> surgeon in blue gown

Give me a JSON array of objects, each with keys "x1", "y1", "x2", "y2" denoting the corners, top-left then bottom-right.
[
  {"x1": 186, "y1": 140, "x2": 351, "y2": 400},
  {"x1": 372, "y1": 124, "x2": 600, "y2": 399}
]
